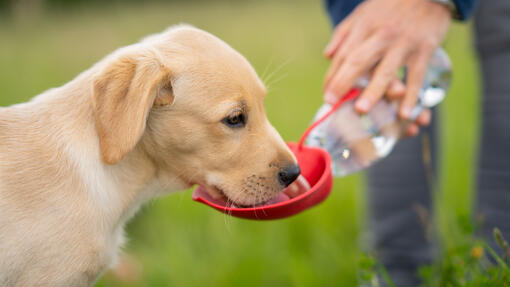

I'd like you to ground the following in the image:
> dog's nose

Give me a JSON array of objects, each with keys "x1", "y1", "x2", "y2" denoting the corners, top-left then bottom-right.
[{"x1": 278, "y1": 164, "x2": 301, "y2": 187}]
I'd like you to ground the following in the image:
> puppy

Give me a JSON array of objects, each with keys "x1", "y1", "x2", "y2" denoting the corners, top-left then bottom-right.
[{"x1": 0, "y1": 25, "x2": 300, "y2": 287}]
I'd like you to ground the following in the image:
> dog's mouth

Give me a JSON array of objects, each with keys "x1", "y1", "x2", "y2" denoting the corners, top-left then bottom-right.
[{"x1": 194, "y1": 175, "x2": 310, "y2": 208}]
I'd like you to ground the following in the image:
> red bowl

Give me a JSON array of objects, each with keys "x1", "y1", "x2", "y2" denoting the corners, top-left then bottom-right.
[{"x1": 192, "y1": 142, "x2": 333, "y2": 220}]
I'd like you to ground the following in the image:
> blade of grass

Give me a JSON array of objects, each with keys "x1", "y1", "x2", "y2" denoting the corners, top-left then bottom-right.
[
  {"x1": 481, "y1": 242, "x2": 510, "y2": 274},
  {"x1": 376, "y1": 261, "x2": 397, "y2": 287}
]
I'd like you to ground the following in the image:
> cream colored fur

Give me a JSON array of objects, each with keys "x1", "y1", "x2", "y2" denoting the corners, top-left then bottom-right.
[{"x1": 0, "y1": 25, "x2": 296, "y2": 286}]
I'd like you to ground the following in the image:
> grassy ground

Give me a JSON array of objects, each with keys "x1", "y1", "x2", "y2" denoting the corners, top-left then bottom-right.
[{"x1": 0, "y1": 1, "x2": 480, "y2": 286}]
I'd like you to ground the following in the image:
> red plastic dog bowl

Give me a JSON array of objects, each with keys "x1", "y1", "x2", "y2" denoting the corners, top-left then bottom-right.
[{"x1": 192, "y1": 142, "x2": 333, "y2": 220}]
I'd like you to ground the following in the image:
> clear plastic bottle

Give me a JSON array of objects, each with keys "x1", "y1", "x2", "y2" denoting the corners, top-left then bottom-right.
[{"x1": 306, "y1": 48, "x2": 452, "y2": 177}]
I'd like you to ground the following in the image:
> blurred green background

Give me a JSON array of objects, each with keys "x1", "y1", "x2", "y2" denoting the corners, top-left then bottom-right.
[{"x1": 0, "y1": 0, "x2": 479, "y2": 286}]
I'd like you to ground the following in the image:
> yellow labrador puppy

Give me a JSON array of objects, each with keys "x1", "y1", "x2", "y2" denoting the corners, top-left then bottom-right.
[{"x1": 0, "y1": 25, "x2": 300, "y2": 287}]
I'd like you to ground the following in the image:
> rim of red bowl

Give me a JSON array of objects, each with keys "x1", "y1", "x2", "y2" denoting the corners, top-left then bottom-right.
[{"x1": 192, "y1": 142, "x2": 332, "y2": 212}]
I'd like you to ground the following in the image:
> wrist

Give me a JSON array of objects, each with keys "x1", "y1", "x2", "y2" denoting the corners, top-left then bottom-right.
[{"x1": 429, "y1": 0, "x2": 460, "y2": 19}]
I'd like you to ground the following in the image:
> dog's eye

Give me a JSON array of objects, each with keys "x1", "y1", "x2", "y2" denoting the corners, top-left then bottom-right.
[{"x1": 222, "y1": 113, "x2": 246, "y2": 128}]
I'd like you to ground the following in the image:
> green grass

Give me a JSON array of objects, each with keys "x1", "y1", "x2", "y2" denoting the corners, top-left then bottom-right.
[{"x1": 0, "y1": 1, "x2": 480, "y2": 286}]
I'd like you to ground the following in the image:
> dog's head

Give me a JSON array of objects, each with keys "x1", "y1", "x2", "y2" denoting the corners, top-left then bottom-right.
[{"x1": 91, "y1": 25, "x2": 299, "y2": 206}]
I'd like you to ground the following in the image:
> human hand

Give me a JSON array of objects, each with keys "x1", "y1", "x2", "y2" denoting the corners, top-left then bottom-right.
[{"x1": 323, "y1": 0, "x2": 451, "y2": 136}]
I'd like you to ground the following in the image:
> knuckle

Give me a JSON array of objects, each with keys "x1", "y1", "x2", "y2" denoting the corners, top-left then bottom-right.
[
  {"x1": 345, "y1": 54, "x2": 365, "y2": 68},
  {"x1": 373, "y1": 69, "x2": 396, "y2": 88},
  {"x1": 371, "y1": 79, "x2": 389, "y2": 94},
  {"x1": 331, "y1": 57, "x2": 344, "y2": 70},
  {"x1": 378, "y1": 69, "x2": 396, "y2": 82},
  {"x1": 366, "y1": 83, "x2": 386, "y2": 99},
  {"x1": 378, "y1": 23, "x2": 399, "y2": 40},
  {"x1": 333, "y1": 48, "x2": 347, "y2": 63}
]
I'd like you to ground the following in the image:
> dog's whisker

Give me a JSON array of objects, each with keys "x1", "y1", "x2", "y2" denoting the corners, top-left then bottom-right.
[
  {"x1": 222, "y1": 194, "x2": 233, "y2": 231},
  {"x1": 260, "y1": 56, "x2": 276, "y2": 84},
  {"x1": 223, "y1": 203, "x2": 232, "y2": 233},
  {"x1": 262, "y1": 57, "x2": 293, "y2": 91},
  {"x1": 224, "y1": 185, "x2": 242, "y2": 227},
  {"x1": 263, "y1": 57, "x2": 292, "y2": 85},
  {"x1": 265, "y1": 72, "x2": 289, "y2": 92},
  {"x1": 260, "y1": 206, "x2": 268, "y2": 217}
]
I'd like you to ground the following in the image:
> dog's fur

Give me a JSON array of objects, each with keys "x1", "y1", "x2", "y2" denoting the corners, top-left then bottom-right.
[{"x1": 0, "y1": 26, "x2": 296, "y2": 286}]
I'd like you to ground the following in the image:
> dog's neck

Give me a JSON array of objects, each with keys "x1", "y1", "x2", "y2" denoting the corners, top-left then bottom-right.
[{"x1": 12, "y1": 73, "x2": 189, "y2": 236}]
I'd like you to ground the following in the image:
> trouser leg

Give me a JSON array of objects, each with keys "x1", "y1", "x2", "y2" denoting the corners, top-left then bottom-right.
[
  {"x1": 474, "y1": 0, "x2": 510, "y2": 254},
  {"x1": 367, "y1": 111, "x2": 438, "y2": 286}
]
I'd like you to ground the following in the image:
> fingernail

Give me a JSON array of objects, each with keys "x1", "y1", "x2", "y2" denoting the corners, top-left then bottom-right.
[
  {"x1": 355, "y1": 98, "x2": 370, "y2": 112},
  {"x1": 401, "y1": 107, "x2": 412, "y2": 119},
  {"x1": 324, "y1": 92, "x2": 338, "y2": 104}
]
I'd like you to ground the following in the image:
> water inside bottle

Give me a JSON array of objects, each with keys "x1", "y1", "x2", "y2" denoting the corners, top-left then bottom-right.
[{"x1": 307, "y1": 100, "x2": 402, "y2": 176}]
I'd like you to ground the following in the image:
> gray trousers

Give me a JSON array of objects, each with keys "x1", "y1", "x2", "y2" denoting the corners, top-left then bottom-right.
[{"x1": 367, "y1": 1, "x2": 510, "y2": 285}]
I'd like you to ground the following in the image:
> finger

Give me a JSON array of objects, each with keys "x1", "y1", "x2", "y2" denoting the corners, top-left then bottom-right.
[
  {"x1": 400, "y1": 49, "x2": 434, "y2": 119},
  {"x1": 334, "y1": 23, "x2": 370, "y2": 64},
  {"x1": 404, "y1": 124, "x2": 419, "y2": 137},
  {"x1": 354, "y1": 46, "x2": 408, "y2": 113},
  {"x1": 324, "y1": 46, "x2": 347, "y2": 91},
  {"x1": 415, "y1": 109, "x2": 431, "y2": 126},
  {"x1": 324, "y1": 18, "x2": 353, "y2": 58},
  {"x1": 323, "y1": 22, "x2": 372, "y2": 90},
  {"x1": 386, "y1": 78, "x2": 406, "y2": 99},
  {"x1": 324, "y1": 34, "x2": 388, "y2": 104}
]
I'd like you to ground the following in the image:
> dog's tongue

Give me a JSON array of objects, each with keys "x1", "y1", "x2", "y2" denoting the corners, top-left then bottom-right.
[
  {"x1": 193, "y1": 175, "x2": 310, "y2": 208},
  {"x1": 193, "y1": 185, "x2": 228, "y2": 206},
  {"x1": 261, "y1": 192, "x2": 290, "y2": 206}
]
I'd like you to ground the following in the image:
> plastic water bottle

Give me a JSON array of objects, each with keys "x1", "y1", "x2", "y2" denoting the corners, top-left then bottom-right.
[{"x1": 306, "y1": 48, "x2": 452, "y2": 177}]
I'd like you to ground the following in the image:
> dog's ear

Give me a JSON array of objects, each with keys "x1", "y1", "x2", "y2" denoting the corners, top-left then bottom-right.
[{"x1": 92, "y1": 51, "x2": 174, "y2": 165}]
